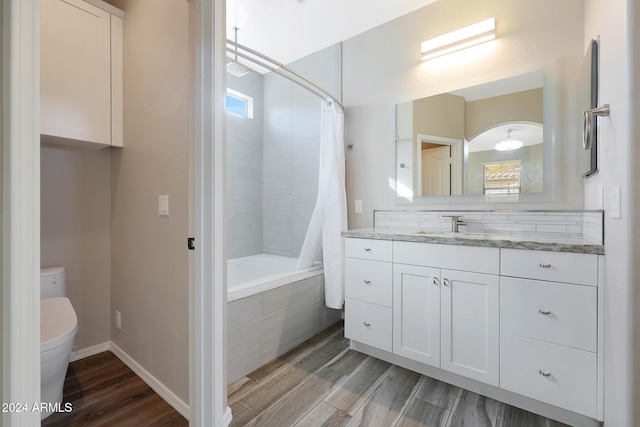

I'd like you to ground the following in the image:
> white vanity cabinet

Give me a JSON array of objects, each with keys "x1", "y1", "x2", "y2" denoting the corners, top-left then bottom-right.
[
  {"x1": 41, "y1": 0, "x2": 124, "y2": 148},
  {"x1": 499, "y1": 249, "x2": 600, "y2": 418},
  {"x1": 392, "y1": 242, "x2": 500, "y2": 386},
  {"x1": 343, "y1": 235, "x2": 603, "y2": 423},
  {"x1": 344, "y1": 238, "x2": 393, "y2": 352}
]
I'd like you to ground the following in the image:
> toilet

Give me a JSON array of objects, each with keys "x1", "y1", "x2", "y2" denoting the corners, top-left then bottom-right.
[{"x1": 40, "y1": 267, "x2": 77, "y2": 420}]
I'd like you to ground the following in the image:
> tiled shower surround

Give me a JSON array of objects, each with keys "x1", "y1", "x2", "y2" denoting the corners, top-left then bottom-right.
[
  {"x1": 227, "y1": 274, "x2": 341, "y2": 384},
  {"x1": 374, "y1": 210, "x2": 604, "y2": 244},
  {"x1": 226, "y1": 43, "x2": 342, "y2": 259},
  {"x1": 225, "y1": 45, "x2": 343, "y2": 383}
]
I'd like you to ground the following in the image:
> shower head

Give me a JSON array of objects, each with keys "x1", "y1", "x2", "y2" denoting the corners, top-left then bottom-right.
[{"x1": 227, "y1": 60, "x2": 251, "y2": 77}]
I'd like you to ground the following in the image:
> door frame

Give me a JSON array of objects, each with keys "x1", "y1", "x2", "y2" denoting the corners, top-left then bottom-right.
[
  {"x1": 3, "y1": 1, "x2": 42, "y2": 425},
  {"x1": 415, "y1": 134, "x2": 463, "y2": 196},
  {"x1": 188, "y1": 0, "x2": 230, "y2": 425},
  {"x1": 2, "y1": 1, "x2": 228, "y2": 426}
]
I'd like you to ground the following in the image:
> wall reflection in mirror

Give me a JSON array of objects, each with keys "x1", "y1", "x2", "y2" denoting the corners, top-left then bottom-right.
[{"x1": 395, "y1": 70, "x2": 544, "y2": 201}]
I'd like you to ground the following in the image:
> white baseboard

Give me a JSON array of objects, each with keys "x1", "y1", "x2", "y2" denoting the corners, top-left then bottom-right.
[
  {"x1": 71, "y1": 342, "x2": 111, "y2": 362},
  {"x1": 224, "y1": 406, "x2": 233, "y2": 426},
  {"x1": 109, "y1": 342, "x2": 190, "y2": 419}
]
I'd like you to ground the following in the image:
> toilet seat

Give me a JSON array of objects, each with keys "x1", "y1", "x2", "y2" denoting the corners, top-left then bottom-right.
[{"x1": 41, "y1": 297, "x2": 78, "y2": 353}]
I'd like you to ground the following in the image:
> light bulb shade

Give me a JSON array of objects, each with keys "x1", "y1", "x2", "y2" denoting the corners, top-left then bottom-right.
[
  {"x1": 421, "y1": 18, "x2": 496, "y2": 61},
  {"x1": 495, "y1": 135, "x2": 523, "y2": 151}
]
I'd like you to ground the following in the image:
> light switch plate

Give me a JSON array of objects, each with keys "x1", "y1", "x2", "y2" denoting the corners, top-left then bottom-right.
[
  {"x1": 355, "y1": 199, "x2": 363, "y2": 214},
  {"x1": 159, "y1": 195, "x2": 169, "y2": 216}
]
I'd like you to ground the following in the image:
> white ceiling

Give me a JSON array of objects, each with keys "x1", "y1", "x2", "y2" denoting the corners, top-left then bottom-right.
[{"x1": 227, "y1": 0, "x2": 438, "y2": 66}]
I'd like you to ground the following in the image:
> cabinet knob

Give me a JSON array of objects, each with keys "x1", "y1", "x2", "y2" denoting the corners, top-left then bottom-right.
[
  {"x1": 433, "y1": 277, "x2": 440, "y2": 286},
  {"x1": 364, "y1": 248, "x2": 372, "y2": 252},
  {"x1": 363, "y1": 279, "x2": 372, "y2": 285},
  {"x1": 363, "y1": 321, "x2": 371, "y2": 327},
  {"x1": 539, "y1": 263, "x2": 551, "y2": 268},
  {"x1": 538, "y1": 309, "x2": 551, "y2": 315},
  {"x1": 443, "y1": 278, "x2": 451, "y2": 287},
  {"x1": 538, "y1": 369, "x2": 552, "y2": 377}
]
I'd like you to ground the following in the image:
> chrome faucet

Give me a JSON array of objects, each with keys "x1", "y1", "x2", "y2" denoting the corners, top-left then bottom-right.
[{"x1": 443, "y1": 215, "x2": 467, "y2": 233}]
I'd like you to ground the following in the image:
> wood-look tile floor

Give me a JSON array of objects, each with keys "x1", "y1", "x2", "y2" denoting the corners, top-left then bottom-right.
[
  {"x1": 41, "y1": 351, "x2": 188, "y2": 427},
  {"x1": 228, "y1": 321, "x2": 570, "y2": 427}
]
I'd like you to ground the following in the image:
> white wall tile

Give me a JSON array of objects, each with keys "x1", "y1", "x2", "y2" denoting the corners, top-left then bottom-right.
[
  {"x1": 372, "y1": 210, "x2": 603, "y2": 242},
  {"x1": 228, "y1": 319, "x2": 263, "y2": 384},
  {"x1": 228, "y1": 294, "x2": 263, "y2": 328}
]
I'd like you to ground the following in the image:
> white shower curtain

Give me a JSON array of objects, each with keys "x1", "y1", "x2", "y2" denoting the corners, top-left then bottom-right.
[{"x1": 297, "y1": 100, "x2": 347, "y2": 309}]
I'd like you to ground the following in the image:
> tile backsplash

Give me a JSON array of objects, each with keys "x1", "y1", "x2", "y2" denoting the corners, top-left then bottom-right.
[{"x1": 373, "y1": 210, "x2": 604, "y2": 244}]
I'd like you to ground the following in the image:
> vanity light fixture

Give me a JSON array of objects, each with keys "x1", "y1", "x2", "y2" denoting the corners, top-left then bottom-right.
[
  {"x1": 420, "y1": 17, "x2": 496, "y2": 61},
  {"x1": 495, "y1": 129, "x2": 523, "y2": 151}
]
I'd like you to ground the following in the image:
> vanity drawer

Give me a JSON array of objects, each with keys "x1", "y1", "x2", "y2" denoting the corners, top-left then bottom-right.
[
  {"x1": 345, "y1": 258, "x2": 392, "y2": 307},
  {"x1": 346, "y1": 238, "x2": 392, "y2": 262},
  {"x1": 500, "y1": 249, "x2": 598, "y2": 286},
  {"x1": 500, "y1": 277, "x2": 597, "y2": 352},
  {"x1": 393, "y1": 241, "x2": 499, "y2": 274},
  {"x1": 345, "y1": 298, "x2": 392, "y2": 352},
  {"x1": 500, "y1": 333, "x2": 597, "y2": 418}
]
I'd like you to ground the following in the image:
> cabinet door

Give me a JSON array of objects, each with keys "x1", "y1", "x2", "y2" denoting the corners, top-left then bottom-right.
[
  {"x1": 41, "y1": 0, "x2": 111, "y2": 146},
  {"x1": 393, "y1": 264, "x2": 440, "y2": 366},
  {"x1": 441, "y1": 269, "x2": 499, "y2": 386}
]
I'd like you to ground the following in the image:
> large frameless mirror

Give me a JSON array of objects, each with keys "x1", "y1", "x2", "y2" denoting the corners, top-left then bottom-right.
[{"x1": 394, "y1": 64, "x2": 556, "y2": 204}]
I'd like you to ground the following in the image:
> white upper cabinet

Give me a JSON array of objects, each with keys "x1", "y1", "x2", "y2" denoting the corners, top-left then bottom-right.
[{"x1": 41, "y1": 0, "x2": 123, "y2": 148}]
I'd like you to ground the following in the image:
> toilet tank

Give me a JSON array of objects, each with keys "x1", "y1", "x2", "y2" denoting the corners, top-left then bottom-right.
[{"x1": 40, "y1": 267, "x2": 67, "y2": 299}]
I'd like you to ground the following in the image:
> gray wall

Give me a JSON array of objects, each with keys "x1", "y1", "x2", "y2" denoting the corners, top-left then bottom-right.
[
  {"x1": 227, "y1": 72, "x2": 264, "y2": 259},
  {"x1": 41, "y1": 145, "x2": 112, "y2": 350},
  {"x1": 583, "y1": 0, "x2": 638, "y2": 425},
  {"x1": 108, "y1": 0, "x2": 190, "y2": 402},
  {"x1": 262, "y1": 43, "x2": 342, "y2": 258}
]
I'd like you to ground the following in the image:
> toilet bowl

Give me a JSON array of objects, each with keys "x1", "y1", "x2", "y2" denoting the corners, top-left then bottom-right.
[{"x1": 40, "y1": 268, "x2": 77, "y2": 420}]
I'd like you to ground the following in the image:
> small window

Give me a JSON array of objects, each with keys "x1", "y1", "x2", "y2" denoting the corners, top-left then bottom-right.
[
  {"x1": 225, "y1": 88, "x2": 253, "y2": 119},
  {"x1": 483, "y1": 161, "x2": 521, "y2": 195}
]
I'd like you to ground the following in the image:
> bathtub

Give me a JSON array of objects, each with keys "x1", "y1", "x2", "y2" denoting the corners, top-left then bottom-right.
[
  {"x1": 227, "y1": 254, "x2": 323, "y2": 302},
  {"x1": 227, "y1": 254, "x2": 341, "y2": 384}
]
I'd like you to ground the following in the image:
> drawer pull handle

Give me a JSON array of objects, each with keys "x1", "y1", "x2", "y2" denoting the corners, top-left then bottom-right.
[
  {"x1": 538, "y1": 370, "x2": 552, "y2": 377},
  {"x1": 364, "y1": 248, "x2": 372, "y2": 252},
  {"x1": 443, "y1": 278, "x2": 451, "y2": 287},
  {"x1": 363, "y1": 279, "x2": 372, "y2": 285},
  {"x1": 433, "y1": 277, "x2": 440, "y2": 286},
  {"x1": 539, "y1": 263, "x2": 551, "y2": 268},
  {"x1": 363, "y1": 322, "x2": 371, "y2": 327},
  {"x1": 538, "y1": 309, "x2": 551, "y2": 315}
]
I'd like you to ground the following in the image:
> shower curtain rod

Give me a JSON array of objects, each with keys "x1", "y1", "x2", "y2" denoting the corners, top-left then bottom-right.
[{"x1": 226, "y1": 40, "x2": 344, "y2": 110}]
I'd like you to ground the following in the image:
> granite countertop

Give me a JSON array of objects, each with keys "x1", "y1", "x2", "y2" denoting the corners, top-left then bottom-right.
[{"x1": 341, "y1": 228, "x2": 604, "y2": 255}]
